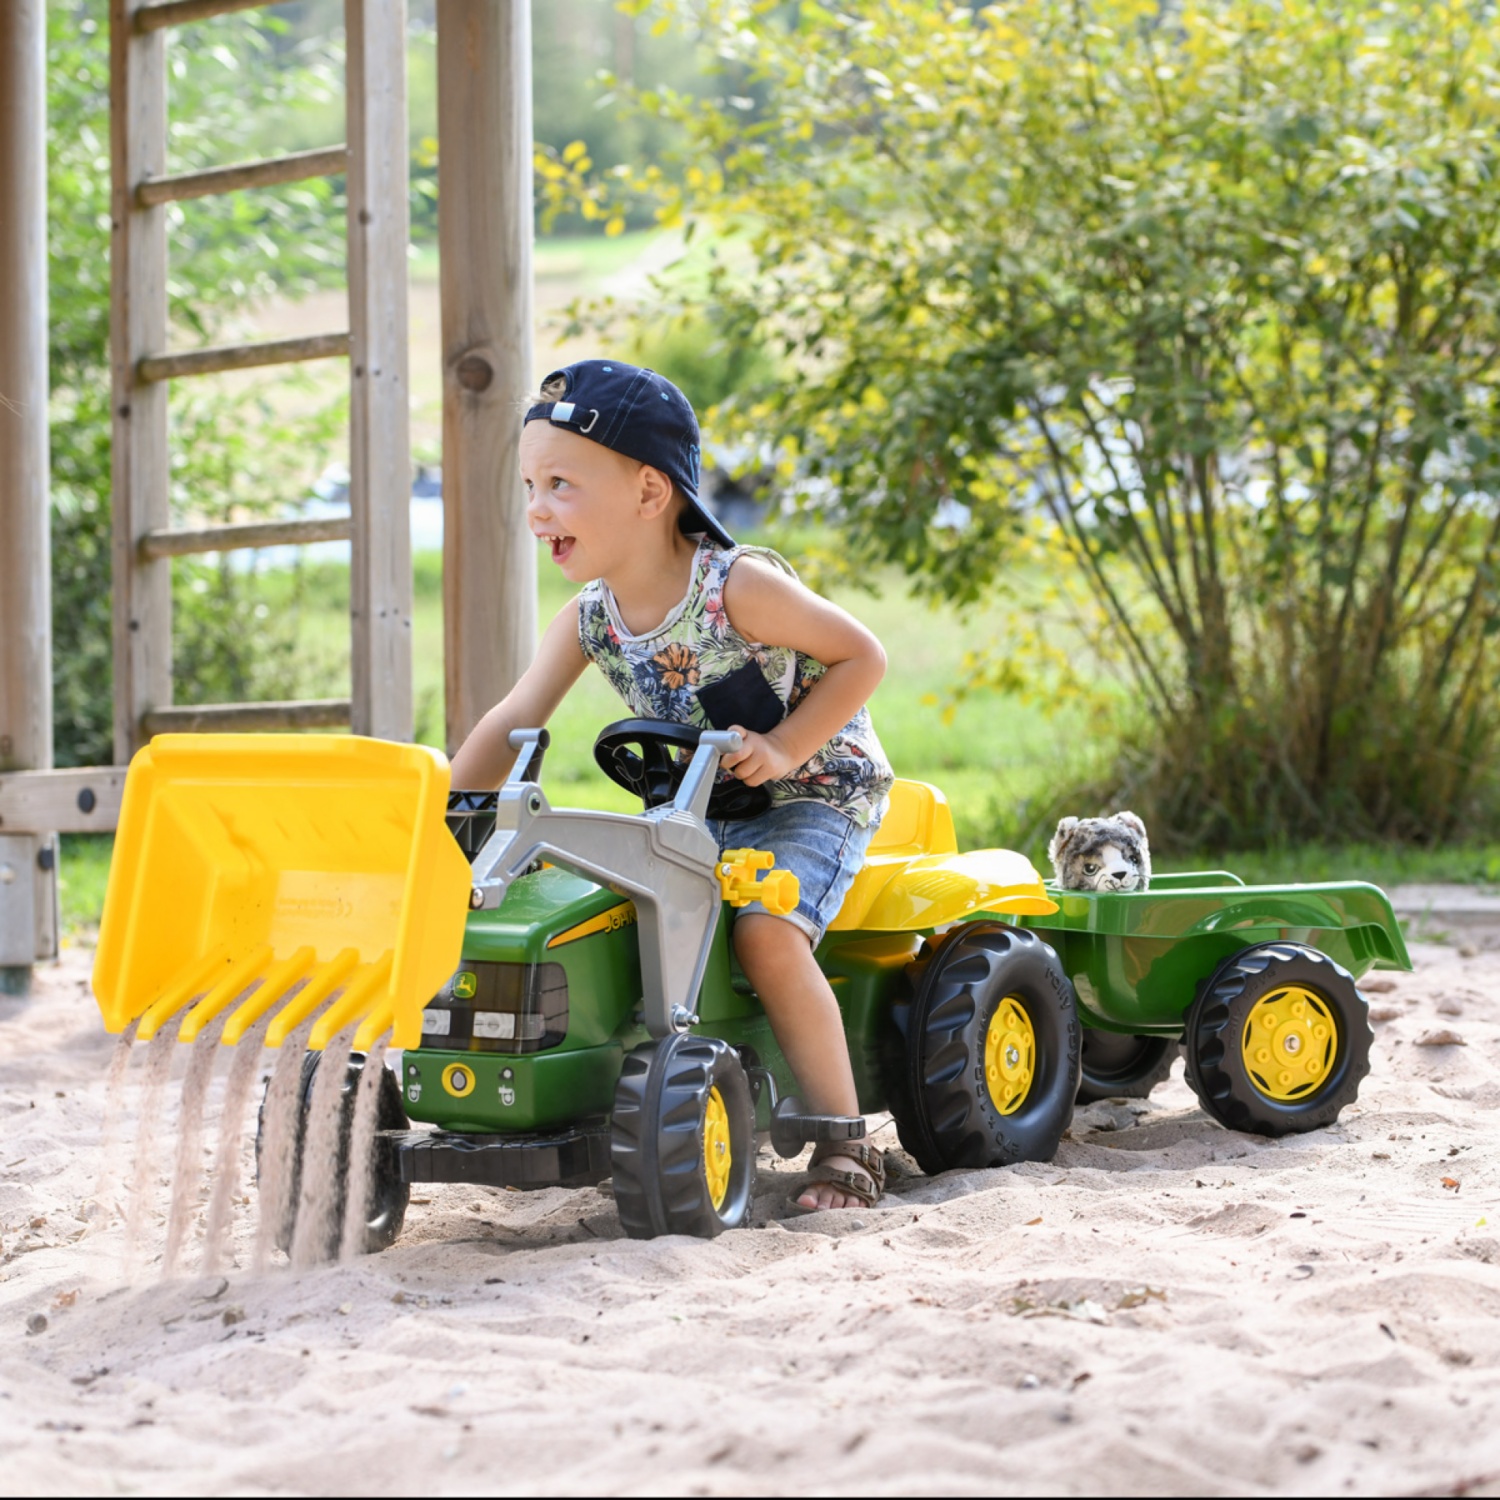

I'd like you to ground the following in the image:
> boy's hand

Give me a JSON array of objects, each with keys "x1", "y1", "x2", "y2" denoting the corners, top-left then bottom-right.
[{"x1": 719, "y1": 727, "x2": 800, "y2": 786}]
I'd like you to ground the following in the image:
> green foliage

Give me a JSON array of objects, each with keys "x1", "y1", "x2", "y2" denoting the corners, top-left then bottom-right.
[
  {"x1": 48, "y1": 5, "x2": 347, "y2": 766},
  {"x1": 628, "y1": 310, "x2": 778, "y2": 411},
  {"x1": 581, "y1": 0, "x2": 1500, "y2": 849}
]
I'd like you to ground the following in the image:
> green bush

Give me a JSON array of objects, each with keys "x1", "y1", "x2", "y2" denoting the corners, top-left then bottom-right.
[
  {"x1": 629, "y1": 311, "x2": 778, "y2": 412},
  {"x1": 591, "y1": 0, "x2": 1500, "y2": 850}
]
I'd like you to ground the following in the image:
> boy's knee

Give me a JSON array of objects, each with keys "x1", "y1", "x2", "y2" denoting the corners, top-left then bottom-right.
[{"x1": 733, "y1": 912, "x2": 809, "y2": 966}]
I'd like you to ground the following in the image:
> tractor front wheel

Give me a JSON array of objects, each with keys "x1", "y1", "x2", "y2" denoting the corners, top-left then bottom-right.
[
  {"x1": 610, "y1": 1034, "x2": 756, "y2": 1239},
  {"x1": 1183, "y1": 943, "x2": 1372, "y2": 1137},
  {"x1": 256, "y1": 1051, "x2": 410, "y2": 1259},
  {"x1": 891, "y1": 922, "x2": 1080, "y2": 1176}
]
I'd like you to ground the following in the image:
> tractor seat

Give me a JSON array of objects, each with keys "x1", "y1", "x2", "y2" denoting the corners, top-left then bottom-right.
[
  {"x1": 826, "y1": 779, "x2": 1055, "y2": 933},
  {"x1": 827, "y1": 780, "x2": 955, "y2": 931}
]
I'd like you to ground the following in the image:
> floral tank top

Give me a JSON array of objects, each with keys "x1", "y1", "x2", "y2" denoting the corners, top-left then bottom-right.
[{"x1": 577, "y1": 538, "x2": 893, "y2": 828}]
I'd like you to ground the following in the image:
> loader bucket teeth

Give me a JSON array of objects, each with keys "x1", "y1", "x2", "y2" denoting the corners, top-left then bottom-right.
[{"x1": 92, "y1": 734, "x2": 471, "y2": 1051}]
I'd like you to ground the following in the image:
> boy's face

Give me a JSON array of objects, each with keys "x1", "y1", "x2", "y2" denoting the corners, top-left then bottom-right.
[{"x1": 521, "y1": 420, "x2": 651, "y2": 583}]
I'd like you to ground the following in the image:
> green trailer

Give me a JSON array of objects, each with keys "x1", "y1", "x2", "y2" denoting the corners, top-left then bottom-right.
[{"x1": 1020, "y1": 871, "x2": 1411, "y2": 1133}]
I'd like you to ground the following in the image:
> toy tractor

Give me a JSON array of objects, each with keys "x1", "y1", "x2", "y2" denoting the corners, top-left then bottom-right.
[
  {"x1": 1037, "y1": 873, "x2": 1411, "y2": 1131},
  {"x1": 92, "y1": 724, "x2": 1082, "y2": 1247}
]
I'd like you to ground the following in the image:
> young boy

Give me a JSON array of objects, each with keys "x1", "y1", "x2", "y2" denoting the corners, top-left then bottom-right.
[{"x1": 450, "y1": 360, "x2": 894, "y2": 1211}]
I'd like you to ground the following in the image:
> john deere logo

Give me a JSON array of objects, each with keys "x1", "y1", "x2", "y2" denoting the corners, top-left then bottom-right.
[{"x1": 453, "y1": 971, "x2": 478, "y2": 1000}]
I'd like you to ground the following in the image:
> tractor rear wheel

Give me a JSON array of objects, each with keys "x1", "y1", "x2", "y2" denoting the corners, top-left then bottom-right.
[
  {"x1": 1077, "y1": 1032, "x2": 1179, "y2": 1104},
  {"x1": 890, "y1": 922, "x2": 1080, "y2": 1176},
  {"x1": 1183, "y1": 943, "x2": 1371, "y2": 1137},
  {"x1": 610, "y1": 1034, "x2": 756, "y2": 1239}
]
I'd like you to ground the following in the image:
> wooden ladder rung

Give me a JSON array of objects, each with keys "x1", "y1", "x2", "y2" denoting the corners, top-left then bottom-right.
[
  {"x1": 139, "y1": 514, "x2": 353, "y2": 560},
  {"x1": 138, "y1": 331, "x2": 349, "y2": 383},
  {"x1": 135, "y1": 0, "x2": 291, "y2": 33},
  {"x1": 141, "y1": 699, "x2": 352, "y2": 735},
  {"x1": 136, "y1": 146, "x2": 349, "y2": 207}
]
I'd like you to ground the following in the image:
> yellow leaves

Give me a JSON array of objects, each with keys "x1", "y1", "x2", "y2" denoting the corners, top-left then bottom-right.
[
  {"x1": 605, "y1": 216, "x2": 627, "y2": 238},
  {"x1": 562, "y1": 139, "x2": 589, "y2": 165}
]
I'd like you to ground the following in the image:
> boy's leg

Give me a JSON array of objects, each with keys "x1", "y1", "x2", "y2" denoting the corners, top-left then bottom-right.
[{"x1": 732, "y1": 911, "x2": 872, "y2": 1212}]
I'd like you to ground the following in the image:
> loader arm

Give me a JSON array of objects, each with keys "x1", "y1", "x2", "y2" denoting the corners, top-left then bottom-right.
[{"x1": 468, "y1": 729, "x2": 740, "y2": 1039}]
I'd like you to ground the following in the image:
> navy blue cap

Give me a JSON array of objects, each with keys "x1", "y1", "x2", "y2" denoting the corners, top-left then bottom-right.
[{"x1": 524, "y1": 359, "x2": 734, "y2": 548}]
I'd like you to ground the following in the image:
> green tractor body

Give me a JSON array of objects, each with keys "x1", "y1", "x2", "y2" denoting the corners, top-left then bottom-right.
[{"x1": 90, "y1": 725, "x2": 1416, "y2": 1250}]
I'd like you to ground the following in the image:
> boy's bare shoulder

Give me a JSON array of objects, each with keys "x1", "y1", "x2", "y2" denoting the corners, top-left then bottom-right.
[{"x1": 722, "y1": 549, "x2": 802, "y2": 598}]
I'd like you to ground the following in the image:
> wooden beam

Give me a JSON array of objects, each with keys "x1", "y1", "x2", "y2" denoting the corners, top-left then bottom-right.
[
  {"x1": 0, "y1": 0, "x2": 58, "y2": 964},
  {"x1": 141, "y1": 699, "x2": 352, "y2": 734},
  {"x1": 345, "y1": 0, "x2": 413, "y2": 741},
  {"x1": 138, "y1": 330, "x2": 349, "y2": 383},
  {"x1": 135, "y1": 144, "x2": 349, "y2": 206},
  {"x1": 135, "y1": 0, "x2": 291, "y2": 31},
  {"x1": 111, "y1": 0, "x2": 173, "y2": 764},
  {"x1": 436, "y1": 0, "x2": 537, "y2": 754},
  {"x1": 0, "y1": 768, "x2": 127, "y2": 836},
  {"x1": 140, "y1": 513, "x2": 353, "y2": 559}
]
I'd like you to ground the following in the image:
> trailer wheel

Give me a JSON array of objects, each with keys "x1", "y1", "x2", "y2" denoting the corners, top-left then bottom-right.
[
  {"x1": 1183, "y1": 943, "x2": 1372, "y2": 1137},
  {"x1": 1077, "y1": 1033, "x2": 1179, "y2": 1104},
  {"x1": 891, "y1": 922, "x2": 1080, "y2": 1176},
  {"x1": 611, "y1": 1034, "x2": 756, "y2": 1239},
  {"x1": 257, "y1": 1051, "x2": 410, "y2": 1259}
]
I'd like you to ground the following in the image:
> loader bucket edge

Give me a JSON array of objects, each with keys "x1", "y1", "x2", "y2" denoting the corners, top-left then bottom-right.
[{"x1": 92, "y1": 734, "x2": 471, "y2": 1051}]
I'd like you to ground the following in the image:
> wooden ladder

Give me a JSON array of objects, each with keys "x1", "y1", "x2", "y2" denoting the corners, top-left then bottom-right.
[{"x1": 109, "y1": 0, "x2": 414, "y2": 759}]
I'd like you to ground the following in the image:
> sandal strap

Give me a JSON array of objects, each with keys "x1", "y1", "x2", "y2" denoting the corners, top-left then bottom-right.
[
  {"x1": 809, "y1": 1166, "x2": 882, "y2": 1209},
  {"x1": 806, "y1": 1140, "x2": 886, "y2": 1207}
]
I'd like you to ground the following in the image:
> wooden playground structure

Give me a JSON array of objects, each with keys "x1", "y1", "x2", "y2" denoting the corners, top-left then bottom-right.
[{"x1": 0, "y1": 0, "x2": 538, "y2": 983}]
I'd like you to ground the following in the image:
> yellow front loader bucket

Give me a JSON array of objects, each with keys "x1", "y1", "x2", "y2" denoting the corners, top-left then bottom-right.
[{"x1": 92, "y1": 735, "x2": 471, "y2": 1052}]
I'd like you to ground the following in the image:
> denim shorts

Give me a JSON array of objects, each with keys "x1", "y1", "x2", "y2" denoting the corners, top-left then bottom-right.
[{"x1": 707, "y1": 798, "x2": 879, "y2": 946}]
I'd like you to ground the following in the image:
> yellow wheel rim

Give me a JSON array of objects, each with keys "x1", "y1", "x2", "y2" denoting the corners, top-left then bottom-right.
[
  {"x1": 441, "y1": 1061, "x2": 476, "y2": 1098},
  {"x1": 703, "y1": 1086, "x2": 732, "y2": 1212},
  {"x1": 1241, "y1": 986, "x2": 1339, "y2": 1101},
  {"x1": 984, "y1": 996, "x2": 1035, "y2": 1117}
]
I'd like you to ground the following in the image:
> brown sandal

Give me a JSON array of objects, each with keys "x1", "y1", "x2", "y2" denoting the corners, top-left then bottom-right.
[{"x1": 797, "y1": 1141, "x2": 886, "y2": 1210}]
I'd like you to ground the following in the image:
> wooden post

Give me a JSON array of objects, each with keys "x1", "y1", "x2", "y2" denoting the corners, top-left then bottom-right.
[
  {"x1": 346, "y1": 0, "x2": 415, "y2": 741},
  {"x1": 436, "y1": 0, "x2": 537, "y2": 755},
  {"x1": 0, "y1": 0, "x2": 58, "y2": 980},
  {"x1": 110, "y1": 0, "x2": 173, "y2": 763}
]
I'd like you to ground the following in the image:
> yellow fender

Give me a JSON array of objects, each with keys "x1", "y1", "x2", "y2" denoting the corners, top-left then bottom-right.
[
  {"x1": 830, "y1": 847, "x2": 1057, "y2": 932},
  {"x1": 827, "y1": 779, "x2": 1058, "y2": 933},
  {"x1": 92, "y1": 734, "x2": 471, "y2": 1051}
]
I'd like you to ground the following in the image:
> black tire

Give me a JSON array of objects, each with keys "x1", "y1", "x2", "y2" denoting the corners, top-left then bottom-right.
[
  {"x1": 610, "y1": 1034, "x2": 756, "y2": 1239},
  {"x1": 1183, "y1": 942, "x2": 1372, "y2": 1137},
  {"x1": 1077, "y1": 1033, "x2": 1180, "y2": 1104},
  {"x1": 256, "y1": 1051, "x2": 411, "y2": 1257},
  {"x1": 890, "y1": 922, "x2": 1080, "y2": 1176}
]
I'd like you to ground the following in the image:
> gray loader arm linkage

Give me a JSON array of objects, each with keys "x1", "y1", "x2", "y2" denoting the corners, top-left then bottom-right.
[{"x1": 467, "y1": 728, "x2": 741, "y2": 1039}]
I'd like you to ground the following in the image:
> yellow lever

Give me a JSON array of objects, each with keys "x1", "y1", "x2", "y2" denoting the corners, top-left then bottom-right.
[{"x1": 717, "y1": 848, "x2": 800, "y2": 917}]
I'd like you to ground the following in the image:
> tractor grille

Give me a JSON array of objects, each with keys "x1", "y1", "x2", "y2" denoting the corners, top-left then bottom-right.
[{"x1": 419, "y1": 960, "x2": 568, "y2": 1054}]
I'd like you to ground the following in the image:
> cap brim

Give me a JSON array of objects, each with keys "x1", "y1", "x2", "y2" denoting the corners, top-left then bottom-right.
[{"x1": 680, "y1": 499, "x2": 735, "y2": 550}]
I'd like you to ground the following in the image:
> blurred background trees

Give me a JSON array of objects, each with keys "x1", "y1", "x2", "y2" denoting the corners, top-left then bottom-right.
[
  {"x1": 43, "y1": 0, "x2": 1500, "y2": 865},
  {"x1": 592, "y1": 0, "x2": 1500, "y2": 850}
]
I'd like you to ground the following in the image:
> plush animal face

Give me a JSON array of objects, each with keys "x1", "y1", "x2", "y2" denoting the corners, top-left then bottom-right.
[{"x1": 1048, "y1": 812, "x2": 1151, "y2": 892}]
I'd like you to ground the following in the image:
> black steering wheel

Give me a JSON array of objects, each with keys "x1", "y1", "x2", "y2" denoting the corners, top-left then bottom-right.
[{"x1": 593, "y1": 718, "x2": 771, "y2": 821}]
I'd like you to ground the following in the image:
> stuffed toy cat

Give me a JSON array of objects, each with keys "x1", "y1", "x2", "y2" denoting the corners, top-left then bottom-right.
[{"x1": 1048, "y1": 811, "x2": 1151, "y2": 892}]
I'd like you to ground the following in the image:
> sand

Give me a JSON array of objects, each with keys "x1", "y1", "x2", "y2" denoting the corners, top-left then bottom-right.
[{"x1": 3, "y1": 938, "x2": 1500, "y2": 1497}]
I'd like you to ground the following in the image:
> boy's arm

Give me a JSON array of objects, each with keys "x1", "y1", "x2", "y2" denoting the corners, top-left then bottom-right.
[
  {"x1": 718, "y1": 556, "x2": 887, "y2": 787},
  {"x1": 448, "y1": 599, "x2": 588, "y2": 789}
]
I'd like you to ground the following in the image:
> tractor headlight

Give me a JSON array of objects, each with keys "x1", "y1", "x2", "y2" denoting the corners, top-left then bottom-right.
[{"x1": 419, "y1": 961, "x2": 568, "y2": 1054}]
